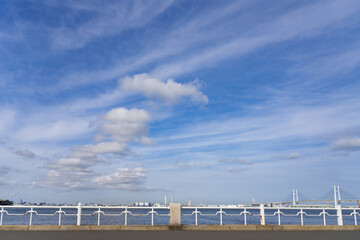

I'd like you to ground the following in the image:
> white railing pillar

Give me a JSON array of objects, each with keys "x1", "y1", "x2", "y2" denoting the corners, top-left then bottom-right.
[
  {"x1": 260, "y1": 204, "x2": 265, "y2": 225},
  {"x1": 125, "y1": 207, "x2": 128, "y2": 226},
  {"x1": 354, "y1": 209, "x2": 357, "y2": 226},
  {"x1": 322, "y1": 209, "x2": 326, "y2": 225},
  {"x1": 300, "y1": 209, "x2": 304, "y2": 226},
  {"x1": 29, "y1": 207, "x2": 33, "y2": 226},
  {"x1": 336, "y1": 205, "x2": 343, "y2": 226},
  {"x1": 220, "y1": 208, "x2": 223, "y2": 225},
  {"x1": 244, "y1": 208, "x2": 247, "y2": 225},
  {"x1": 195, "y1": 207, "x2": 198, "y2": 225},
  {"x1": 58, "y1": 207, "x2": 62, "y2": 226},
  {"x1": 0, "y1": 207, "x2": 3, "y2": 225},
  {"x1": 151, "y1": 207, "x2": 154, "y2": 226},
  {"x1": 277, "y1": 208, "x2": 281, "y2": 225},
  {"x1": 77, "y1": 203, "x2": 82, "y2": 226},
  {"x1": 97, "y1": 207, "x2": 101, "y2": 226}
]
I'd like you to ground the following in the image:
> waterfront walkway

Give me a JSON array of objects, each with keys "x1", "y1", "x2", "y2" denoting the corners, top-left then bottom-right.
[
  {"x1": 1, "y1": 225, "x2": 360, "y2": 240},
  {"x1": 1, "y1": 230, "x2": 360, "y2": 240}
]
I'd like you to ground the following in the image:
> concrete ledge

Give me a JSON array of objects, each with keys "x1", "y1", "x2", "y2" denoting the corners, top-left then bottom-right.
[{"x1": 1, "y1": 225, "x2": 360, "y2": 231}]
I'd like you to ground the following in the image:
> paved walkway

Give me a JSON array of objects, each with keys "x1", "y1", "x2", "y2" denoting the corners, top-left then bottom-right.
[{"x1": 1, "y1": 230, "x2": 360, "y2": 240}]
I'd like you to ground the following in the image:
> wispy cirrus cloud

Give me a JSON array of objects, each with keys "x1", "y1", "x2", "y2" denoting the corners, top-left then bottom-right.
[
  {"x1": 50, "y1": 0, "x2": 360, "y2": 93},
  {"x1": 47, "y1": 0, "x2": 174, "y2": 50},
  {"x1": 218, "y1": 158, "x2": 252, "y2": 165}
]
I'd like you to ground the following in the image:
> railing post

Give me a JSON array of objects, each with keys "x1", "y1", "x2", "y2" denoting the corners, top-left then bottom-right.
[
  {"x1": 77, "y1": 203, "x2": 82, "y2": 226},
  {"x1": 0, "y1": 207, "x2": 3, "y2": 226},
  {"x1": 125, "y1": 207, "x2": 128, "y2": 226},
  {"x1": 244, "y1": 208, "x2": 247, "y2": 225},
  {"x1": 58, "y1": 207, "x2": 62, "y2": 226},
  {"x1": 354, "y1": 209, "x2": 358, "y2": 226},
  {"x1": 195, "y1": 207, "x2": 198, "y2": 225},
  {"x1": 29, "y1": 207, "x2": 33, "y2": 226},
  {"x1": 151, "y1": 207, "x2": 154, "y2": 226},
  {"x1": 336, "y1": 205, "x2": 343, "y2": 226},
  {"x1": 0, "y1": 207, "x2": 3, "y2": 225},
  {"x1": 322, "y1": 209, "x2": 326, "y2": 226},
  {"x1": 169, "y1": 203, "x2": 181, "y2": 226},
  {"x1": 97, "y1": 207, "x2": 101, "y2": 226},
  {"x1": 260, "y1": 204, "x2": 265, "y2": 225},
  {"x1": 220, "y1": 208, "x2": 223, "y2": 225},
  {"x1": 277, "y1": 208, "x2": 281, "y2": 225},
  {"x1": 300, "y1": 209, "x2": 304, "y2": 226}
]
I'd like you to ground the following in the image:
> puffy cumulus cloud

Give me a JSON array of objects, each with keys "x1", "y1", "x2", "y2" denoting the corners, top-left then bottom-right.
[
  {"x1": 93, "y1": 168, "x2": 150, "y2": 190},
  {"x1": 96, "y1": 108, "x2": 151, "y2": 143},
  {"x1": 43, "y1": 158, "x2": 96, "y2": 190},
  {"x1": 332, "y1": 137, "x2": 360, "y2": 151},
  {"x1": 15, "y1": 149, "x2": 36, "y2": 158},
  {"x1": 120, "y1": 73, "x2": 208, "y2": 104},
  {"x1": 218, "y1": 158, "x2": 252, "y2": 165},
  {"x1": 44, "y1": 170, "x2": 95, "y2": 190},
  {"x1": 42, "y1": 107, "x2": 153, "y2": 190}
]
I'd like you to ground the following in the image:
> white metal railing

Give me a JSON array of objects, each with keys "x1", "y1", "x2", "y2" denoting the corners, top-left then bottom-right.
[
  {"x1": 0, "y1": 204, "x2": 169, "y2": 226},
  {"x1": 182, "y1": 205, "x2": 360, "y2": 226},
  {"x1": 0, "y1": 204, "x2": 359, "y2": 226}
]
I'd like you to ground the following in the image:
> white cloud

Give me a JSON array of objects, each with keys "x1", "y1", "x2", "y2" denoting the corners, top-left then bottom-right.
[
  {"x1": 120, "y1": 73, "x2": 208, "y2": 104},
  {"x1": 97, "y1": 107, "x2": 151, "y2": 143},
  {"x1": 49, "y1": 0, "x2": 174, "y2": 50},
  {"x1": 227, "y1": 167, "x2": 248, "y2": 173},
  {"x1": 151, "y1": 0, "x2": 360, "y2": 79},
  {"x1": 93, "y1": 167, "x2": 149, "y2": 190},
  {"x1": 42, "y1": 107, "x2": 153, "y2": 190},
  {"x1": 46, "y1": 158, "x2": 92, "y2": 172},
  {"x1": 218, "y1": 158, "x2": 252, "y2": 165},
  {"x1": 173, "y1": 160, "x2": 212, "y2": 170},
  {"x1": 288, "y1": 152, "x2": 300, "y2": 160},
  {"x1": 332, "y1": 138, "x2": 360, "y2": 151},
  {"x1": 0, "y1": 107, "x2": 16, "y2": 133},
  {"x1": 14, "y1": 118, "x2": 93, "y2": 143},
  {"x1": 43, "y1": 158, "x2": 96, "y2": 190},
  {"x1": 73, "y1": 142, "x2": 127, "y2": 157}
]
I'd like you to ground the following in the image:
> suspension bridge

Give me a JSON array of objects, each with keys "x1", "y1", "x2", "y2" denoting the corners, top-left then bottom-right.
[{"x1": 265, "y1": 185, "x2": 360, "y2": 207}]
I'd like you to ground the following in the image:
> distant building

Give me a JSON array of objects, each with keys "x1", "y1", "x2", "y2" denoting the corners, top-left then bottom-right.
[
  {"x1": 0, "y1": 199, "x2": 14, "y2": 205},
  {"x1": 134, "y1": 202, "x2": 151, "y2": 206}
]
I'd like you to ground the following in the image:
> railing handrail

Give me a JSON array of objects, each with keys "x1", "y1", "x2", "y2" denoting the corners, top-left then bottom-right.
[
  {"x1": 1, "y1": 205, "x2": 170, "y2": 209},
  {"x1": 0, "y1": 204, "x2": 358, "y2": 227}
]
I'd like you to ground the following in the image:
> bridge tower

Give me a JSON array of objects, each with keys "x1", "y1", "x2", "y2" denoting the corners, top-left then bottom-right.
[
  {"x1": 334, "y1": 185, "x2": 341, "y2": 207},
  {"x1": 334, "y1": 185, "x2": 343, "y2": 225},
  {"x1": 292, "y1": 189, "x2": 299, "y2": 206}
]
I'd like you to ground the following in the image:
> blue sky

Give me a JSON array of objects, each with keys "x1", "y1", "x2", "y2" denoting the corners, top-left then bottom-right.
[{"x1": 0, "y1": 0, "x2": 360, "y2": 204}]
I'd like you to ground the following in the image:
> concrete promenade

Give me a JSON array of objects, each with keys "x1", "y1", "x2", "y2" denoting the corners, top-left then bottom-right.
[{"x1": 1, "y1": 225, "x2": 360, "y2": 240}]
